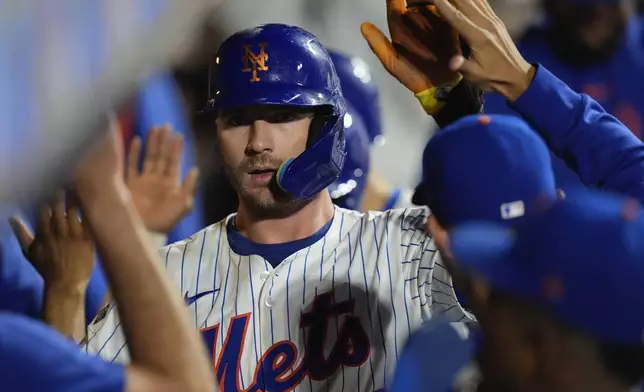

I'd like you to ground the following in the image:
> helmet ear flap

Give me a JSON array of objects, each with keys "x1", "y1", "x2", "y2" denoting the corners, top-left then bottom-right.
[{"x1": 307, "y1": 106, "x2": 333, "y2": 148}]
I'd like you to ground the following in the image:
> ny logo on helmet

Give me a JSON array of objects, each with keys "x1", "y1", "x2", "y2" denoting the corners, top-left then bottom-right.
[{"x1": 241, "y1": 43, "x2": 269, "y2": 82}]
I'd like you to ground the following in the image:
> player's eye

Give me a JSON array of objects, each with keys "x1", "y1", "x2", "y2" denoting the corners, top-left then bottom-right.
[
  {"x1": 266, "y1": 111, "x2": 300, "y2": 124},
  {"x1": 223, "y1": 113, "x2": 249, "y2": 127}
]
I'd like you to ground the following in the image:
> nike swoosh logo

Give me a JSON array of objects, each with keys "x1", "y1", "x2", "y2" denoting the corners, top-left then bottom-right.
[{"x1": 184, "y1": 289, "x2": 219, "y2": 305}]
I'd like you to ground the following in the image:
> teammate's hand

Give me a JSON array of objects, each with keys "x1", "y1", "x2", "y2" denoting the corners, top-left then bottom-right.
[
  {"x1": 75, "y1": 114, "x2": 126, "y2": 191},
  {"x1": 9, "y1": 191, "x2": 95, "y2": 290},
  {"x1": 431, "y1": 0, "x2": 535, "y2": 101},
  {"x1": 361, "y1": 0, "x2": 461, "y2": 93},
  {"x1": 126, "y1": 125, "x2": 199, "y2": 233}
]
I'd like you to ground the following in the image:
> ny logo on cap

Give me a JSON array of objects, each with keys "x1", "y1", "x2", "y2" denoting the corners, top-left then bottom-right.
[{"x1": 242, "y1": 43, "x2": 269, "y2": 82}]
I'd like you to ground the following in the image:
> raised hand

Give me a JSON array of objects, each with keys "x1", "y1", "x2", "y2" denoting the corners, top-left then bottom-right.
[
  {"x1": 431, "y1": 0, "x2": 534, "y2": 101},
  {"x1": 126, "y1": 125, "x2": 199, "y2": 234},
  {"x1": 361, "y1": 0, "x2": 462, "y2": 93},
  {"x1": 75, "y1": 114, "x2": 126, "y2": 190},
  {"x1": 9, "y1": 191, "x2": 94, "y2": 291}
]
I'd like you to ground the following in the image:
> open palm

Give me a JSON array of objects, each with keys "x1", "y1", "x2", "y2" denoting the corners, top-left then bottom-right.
[{"x1": 126, "y1": 126, "x2": 199, "y2": 234}]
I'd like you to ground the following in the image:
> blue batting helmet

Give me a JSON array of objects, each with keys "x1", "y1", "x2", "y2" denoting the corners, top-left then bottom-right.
[
  {"x1": 329, "y1": 103, "x2": 371, "y2": 210},
  {"x1": 203, "y1": 24, "x2": 347, "y2": 200},
  {"x1": 328, "y1": 50, "x2": 383, "y2": 144}
]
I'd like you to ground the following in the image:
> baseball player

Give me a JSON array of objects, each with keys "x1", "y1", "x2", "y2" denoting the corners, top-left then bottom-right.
[
  {"x1": 84, "y1": 23, "x2": 472, "y2": 392},
  {"x1": 328, "y1": 50, "x2": 417, "y2": 211},
  {"x1": 391, "y1": 108, "x2": 644, "y2": 391},
  {"x1": 444, "y1": 189, "x2": 644, "y2": 392},
  {"x1": 485, "y1": 0, "x2": 644, "y2": 191},
  {"x1": 328, "y1": 102, "x2": 372, "y2": 211},
  {"x1": 1, "y1": 121, "x2": 214, "y2": 392}
]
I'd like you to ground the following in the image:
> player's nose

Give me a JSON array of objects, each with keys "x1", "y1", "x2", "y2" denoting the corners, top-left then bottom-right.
[{"x1": 246, "y1": 120, "x2": 275, "y2": 154}]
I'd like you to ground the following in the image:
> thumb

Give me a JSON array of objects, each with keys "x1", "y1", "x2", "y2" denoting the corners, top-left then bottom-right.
[
  {"x1": 8, "y1": 217, "x2": 34, "y2": 254},
  {"x1": 449, "y1": 55, "x2": 488, "y2": 88}
]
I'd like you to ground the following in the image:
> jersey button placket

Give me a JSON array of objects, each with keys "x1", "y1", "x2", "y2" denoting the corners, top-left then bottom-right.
[{"x1": 257, "y1": 263, "x2": 275, "y2": 353}]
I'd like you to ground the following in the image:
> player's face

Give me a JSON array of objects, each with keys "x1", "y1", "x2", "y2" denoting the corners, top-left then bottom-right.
[
  {"x1": 216, "y1": 106, "x2": 313, "y2": 214},
  {"x1": 544, "y1": 0, "x2": 627, "y2": 64}
]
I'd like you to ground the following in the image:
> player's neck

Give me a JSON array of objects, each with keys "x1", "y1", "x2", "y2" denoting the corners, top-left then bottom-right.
[{"x1": 234, "y1": 193, "x2": 335, "y2": 244}]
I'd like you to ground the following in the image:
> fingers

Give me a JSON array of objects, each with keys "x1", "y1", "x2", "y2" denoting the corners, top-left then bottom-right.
[
  {"x1": 51, "y1": 190, "x2": 68, "y2": 237},
  {"x1": 8, "y1": 217, "x2": 34, "y2": 254},
  {"x1": 165, "y1": 134, "x2": 184, "y2": 180},
  {"x1": 142, "y1": 124, "x2": 178, "y2": 176},
  {"x1": 386, "y1": 0, "x2": 406, "y2": 15},
  {"x1": 34, "y1": 190, "x2": 89, "y2": 239},
  {"x1": 394, "y1": 21, "x2": 437, "y2": 62},
  {"x1": 449, "y1": 0, "x2": 488, "y2": 23},
  {"x1": 142, "y1": 127, "x2": 160, "y2": 173},
  {"x1": 361, "y1": 22, "x2": 398, "y2": 71},
  {"x1": 126, "y1": 136, "x2": 143, "y2": 180},
  {"x1": 431, "y1": 0, "x2": 483, "y2": 44},
  {"x1": 182, "y1": 167, "x2": 200, "y2": 211},
  {"x1": 65, "y1": 191, "x2": 84, "y2": 237},
  {"x1": 449, "y1": 55, "x2": 488, "y2": 87},
  {"x1": 156, "y1": 125, "x2": 171, "y2": 166},
  {"x1": 36, "y1": 204, "x2": 51, "y2": 238},
  {"x1": 462, "y1": 0, "x2": 499, "y2": 21}
]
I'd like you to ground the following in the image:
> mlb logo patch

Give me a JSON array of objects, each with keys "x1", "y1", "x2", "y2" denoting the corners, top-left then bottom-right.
[{"x1": 500, "y1": 200, "x2": 525, "y2": 220}]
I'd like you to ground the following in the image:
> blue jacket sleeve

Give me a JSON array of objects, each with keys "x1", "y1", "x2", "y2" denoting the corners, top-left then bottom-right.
[
  {"x1": 509, "y1": 65, "x2": 644, "y2": 202},
  {"x1": 0, "y1": 313, "x2": 125, "y2": 392},
  {"x1": 0, "y1": 225, "x2": 42, "y2": 318},
  {"x1": 484, "y1": 76, "x2": 586, "y2": 191}
]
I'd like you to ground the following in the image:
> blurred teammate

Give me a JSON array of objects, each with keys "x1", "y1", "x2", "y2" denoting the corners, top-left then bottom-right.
[
  {"x1": 446, "y1": 190, "x2": 644, "y2": 392},
  {"x1": 328, "y1": 103, "x2": 371, "y2": 210},
  {"x1": 358, "y1": 0, "x2": 644, "y2": 388},
  {"x1": 84, "y1": 23, "x2": 472, "y2": 392},
  {"x1": 0, "y1": 125, "x2": 198, "y2": 332},
  {"x1": 484, "y1": 0, "x2": 644, "y2": 191},
  {"x1": 329, "y1": 50, "x2": 417, "y2": 210},
  {"x1": 0, "y1": 121, "x2": 214, "y2": 392}
]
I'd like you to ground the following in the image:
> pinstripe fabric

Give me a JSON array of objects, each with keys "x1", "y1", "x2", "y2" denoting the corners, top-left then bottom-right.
[{"x1": 85, "y1": 206, "x2": 472, "y2": 391}]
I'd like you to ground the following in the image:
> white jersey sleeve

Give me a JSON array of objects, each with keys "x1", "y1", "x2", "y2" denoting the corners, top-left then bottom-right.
[{"x1": 396, "y1": 207, "x2": 473, "y2": 323}]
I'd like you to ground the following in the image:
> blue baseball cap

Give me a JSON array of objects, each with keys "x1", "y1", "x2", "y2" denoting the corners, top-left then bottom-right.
[
  {"x1": 449, "y1": 189, "x2": 644, "y2": 346},
  {"x1": 390, "y1": 317, "x2": 478, "y2": 392},
  {"x1": 412, "y1": 114, "x2": 556, "y2": 228}
]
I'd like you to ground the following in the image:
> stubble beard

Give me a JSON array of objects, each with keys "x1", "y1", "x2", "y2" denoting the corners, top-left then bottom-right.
[{"x1": 225, "y1": 164, "x2": 311, "y2": 220}]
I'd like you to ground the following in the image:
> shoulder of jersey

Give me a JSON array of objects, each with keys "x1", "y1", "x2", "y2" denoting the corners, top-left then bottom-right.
[
  {"x1": 334, "y1": 205, "x2": 430, "y2": 231},
  {"x1": 398, "y1": 188, "x2": 420, "y2": 209},
  {"x1": 159, "y1": 218, "x2": 228, "y2": 257}
]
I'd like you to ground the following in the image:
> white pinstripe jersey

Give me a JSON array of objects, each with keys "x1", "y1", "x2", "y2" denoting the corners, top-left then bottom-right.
[{"x1": 85, "y1": 206, "x2": 472, "y2": 392}]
